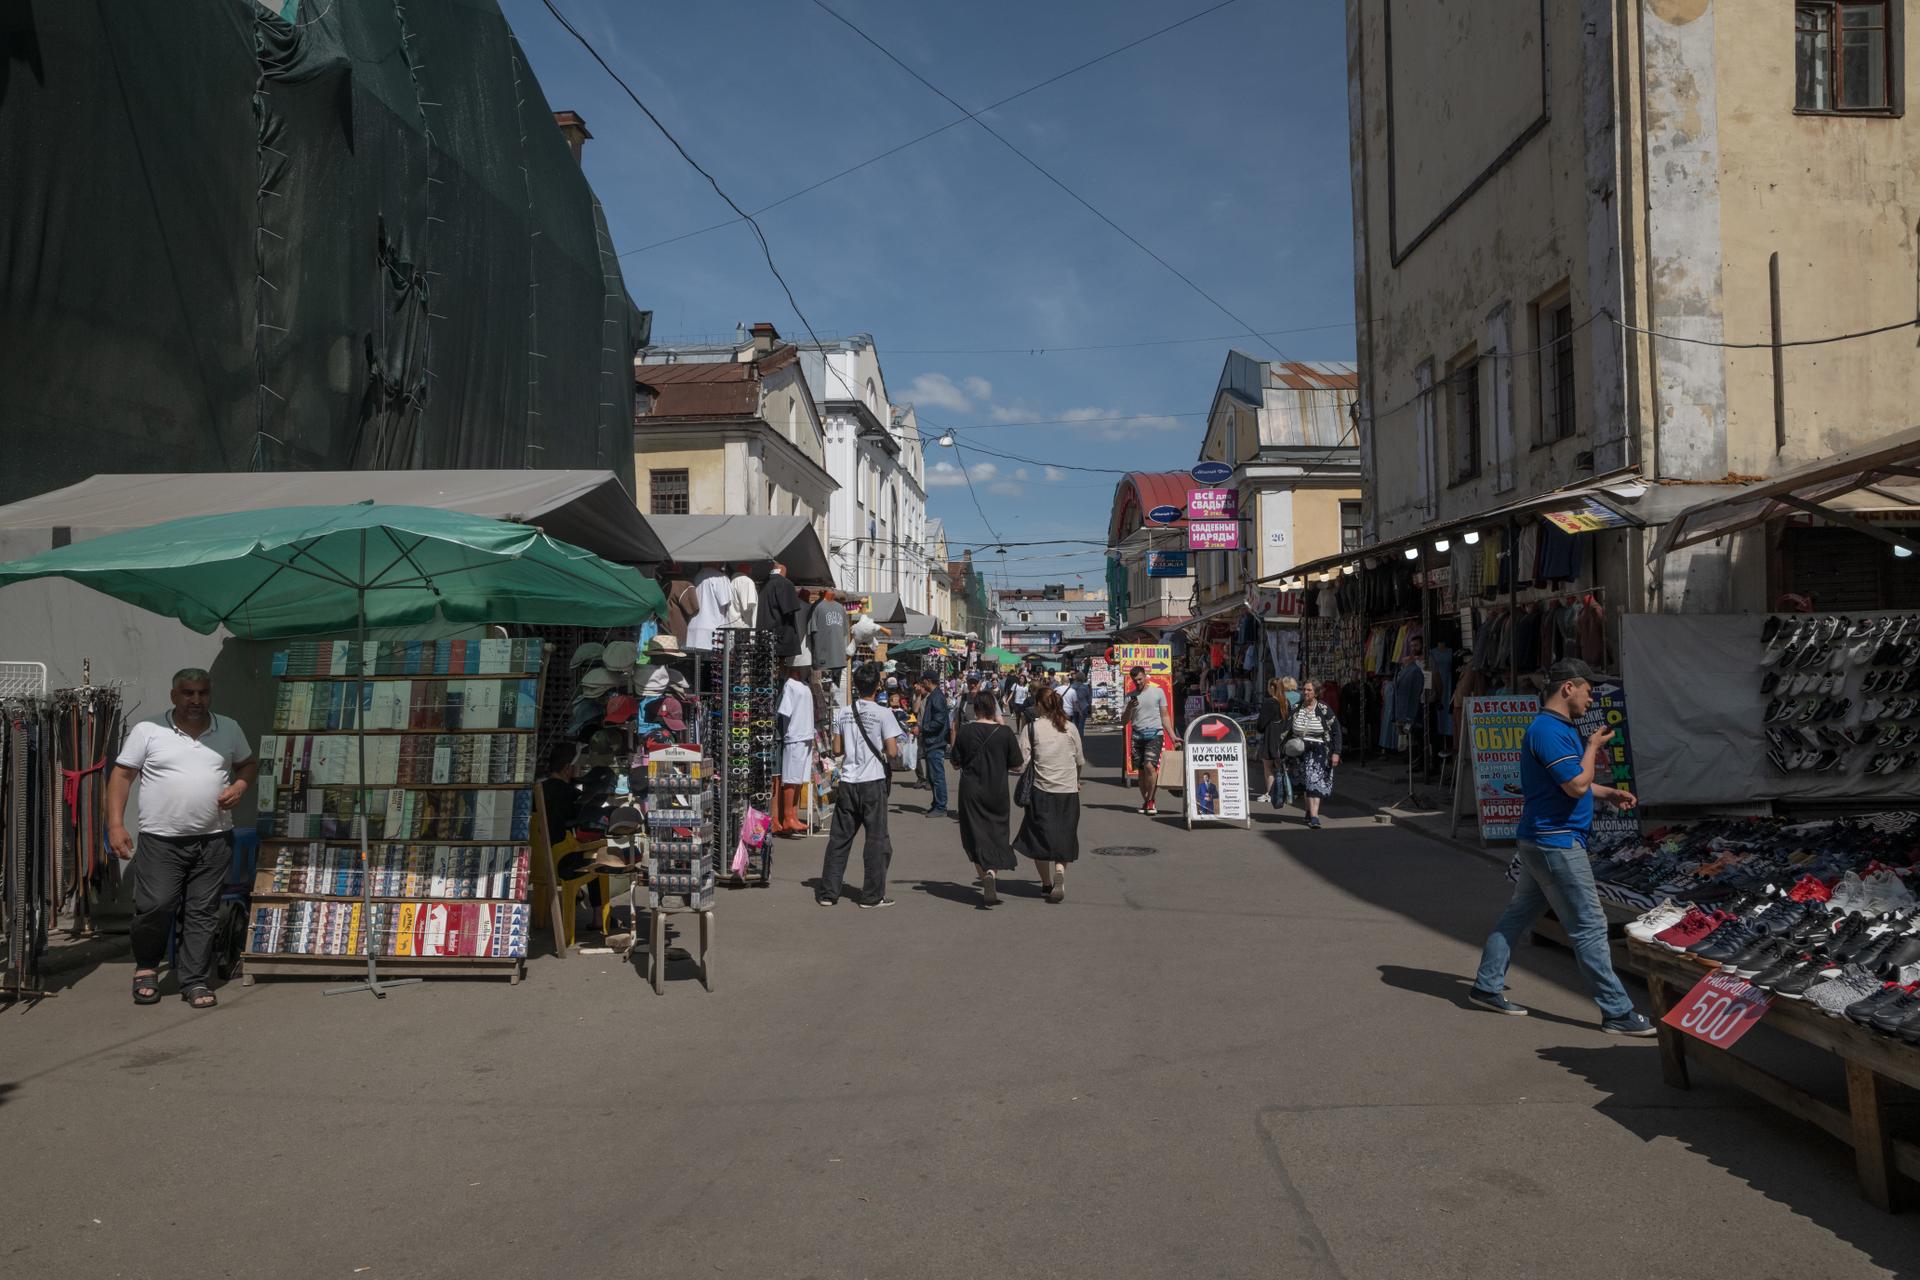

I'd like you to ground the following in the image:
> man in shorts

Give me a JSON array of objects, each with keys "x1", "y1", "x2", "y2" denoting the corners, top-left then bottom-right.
[{"x1": 1126, "y1": 666, "x2": 1169, "y2": 816}]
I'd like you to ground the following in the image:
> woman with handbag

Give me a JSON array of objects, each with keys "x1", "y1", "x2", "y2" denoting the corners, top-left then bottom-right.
[
  {"x1": 1286, "y1": 679, "x2": 1343, "y2": 829},
  {"x1": 950, "y1": 691, "x2": 1025, "y2": 907},
  {"x1": 1013, "y1": 686, "x2": 1086, "y2": 902}
]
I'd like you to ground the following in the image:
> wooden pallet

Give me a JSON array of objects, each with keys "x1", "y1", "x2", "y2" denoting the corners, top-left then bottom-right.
[
  {"x1": 1631, "y1": 939, "x2": 1920, "y2": 1212},
  {"x1": 239, "y1": 952, "x2": 524, "y2": 984}
]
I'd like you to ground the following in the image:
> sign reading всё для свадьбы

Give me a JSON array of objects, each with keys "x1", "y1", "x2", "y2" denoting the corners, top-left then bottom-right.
[
  {"x1": 1187, "y1": 488, "x2": 1237, "y2": 519},
  {"x1": 1466, "y1": 695, "x2": 1537, "y2": 840}
]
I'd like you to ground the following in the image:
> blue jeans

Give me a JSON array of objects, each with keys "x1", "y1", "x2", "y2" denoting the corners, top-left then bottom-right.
[
  {"x1": 922, "y1": 743, "x2": 948, "y2": 812},
  {"x1": 1474, "y1": 838, "x2": 1634, "y2": 1019}
]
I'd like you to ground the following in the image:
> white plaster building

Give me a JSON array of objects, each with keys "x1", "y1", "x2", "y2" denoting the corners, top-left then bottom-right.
[{"x1": 797, "y1": 335, "x2": 929, "y2": 602}]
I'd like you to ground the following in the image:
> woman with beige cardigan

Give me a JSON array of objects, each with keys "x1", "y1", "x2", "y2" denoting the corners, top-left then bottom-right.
[{"x1": 1013, "y1": 686, "x2": 1086, "y2": 902}]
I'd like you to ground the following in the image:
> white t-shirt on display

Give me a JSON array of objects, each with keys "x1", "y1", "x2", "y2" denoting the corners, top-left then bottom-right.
[
  {"x1": 777, "y1": 678, "x2": 815, "y2": 743},
  {"x1": 116, "y1": 713, "x2": 254, "y2": 838},
  {"x1": 833, "y1": 700, "x2": 902, "y2": 784}
]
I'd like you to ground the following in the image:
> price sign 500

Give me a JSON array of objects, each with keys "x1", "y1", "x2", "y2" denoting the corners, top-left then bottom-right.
[{"x1": 1661, "y1": 972, "x2": 1773, "y2": 1048}]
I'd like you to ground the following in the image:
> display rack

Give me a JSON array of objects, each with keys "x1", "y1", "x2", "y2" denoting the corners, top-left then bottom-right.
[
  {"x1": 241, "y1": 637, "x2": 548, "y2": 984},
  {"x1": 702, "y1": 629, "x2": 774, "y2": 886}
]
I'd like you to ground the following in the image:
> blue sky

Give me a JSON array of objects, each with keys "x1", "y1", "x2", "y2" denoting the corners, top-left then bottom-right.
[{"x1": 504, "y1": 0, "x2": 1357, "y2": 589}]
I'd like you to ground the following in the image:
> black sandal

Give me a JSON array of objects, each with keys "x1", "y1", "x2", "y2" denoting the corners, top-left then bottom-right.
[
  {"x1": 181, "y1": 984, "x2": 216, "y2": 1010},
  {"x1": 132, "y1": 972, "x2": 161, "y2": 1005}
]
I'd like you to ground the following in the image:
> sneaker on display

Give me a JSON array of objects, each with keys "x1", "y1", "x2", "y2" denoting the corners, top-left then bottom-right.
[
  {"x1": 1626, "y1": 899, "x2": 1687, "y2": 943},
  {"x1": 1807, "y1": 965, "x2": 1881, "y2": 1017},
  {"x1": 1653, "y1": 908, "x2": 1719, "y2": 953}
]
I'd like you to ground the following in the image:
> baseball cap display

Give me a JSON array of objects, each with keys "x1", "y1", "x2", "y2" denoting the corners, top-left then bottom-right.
[
  {"x1": 579, "y1": 666, "x2": 619, "y2": 696},
  {"x1": 569, "y1": 642, "x2": 605, "y2": 669}
]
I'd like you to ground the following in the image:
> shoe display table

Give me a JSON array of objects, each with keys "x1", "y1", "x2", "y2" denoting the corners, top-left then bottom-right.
[{"x1": 1631, "y1": 939, "x2": 1920, "y2": 1212}]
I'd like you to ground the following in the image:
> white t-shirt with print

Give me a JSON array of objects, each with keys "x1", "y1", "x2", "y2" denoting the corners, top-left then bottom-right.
[
  {"x1": 833, "y1": 701, "x2": 903, "y2": 784},
  {"x1": 117, "y1": 713, "x2": 254, "y2": 838}
]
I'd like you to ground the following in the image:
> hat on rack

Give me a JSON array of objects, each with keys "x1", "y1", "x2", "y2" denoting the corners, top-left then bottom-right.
[
  {"x1": 579, "y1": 666, "x2": 620, "y2": 697},
  {"x1": 604, "y1": 692, "x2": 639, "y2": 725},
  {"x1": 567, "y1": 693, "x2": 609, "y2": 740},
  {"x1": 635, "y1": 664, "x2": 687, "y2": 697},
  {"x1": 570, "y1": 642, "x2": 605, "y2": 669},
  {"x1": 651, "y1": 693, "x2": 687, "y2": 733},
  {"x1": 646, "y1": 634, "x2": 683, "y2": 658},
  {"x1": 602, "y1": 639, "x2": 639, "y2": 672},
  {"x1": 605, "y1": 804, "x2": 642, "y2": 839},
  {"x1": 577, "y1": 766, "x2": 617, "y2": 801}
]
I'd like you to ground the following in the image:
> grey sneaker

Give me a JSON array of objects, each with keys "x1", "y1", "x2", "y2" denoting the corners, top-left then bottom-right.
[
  {"x1": 857, "y1": 896, "x2": 896, "y2": 910},
  {"x1": 1601, "y1": 1011, "x2": 1658, "y2": 1037},
  {"x1": 1807, "y1": 964, "x2": 1880, "y2": 1016},
  {"x1": 1468, "y1": 987, "x2": 1528, "y2": 1016}
]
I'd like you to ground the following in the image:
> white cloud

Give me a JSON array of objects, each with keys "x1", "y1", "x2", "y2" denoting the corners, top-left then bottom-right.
[
  {"x1": 961, "y1": 375, "x2": 993, "y2": 401},
  {"x1": 987, "y1": 480, "x2": 1024, "y2": 497},
  {"x1": 1043, "y1": 466, "x2": 1066, "y2": 481},
  {"x1": 1013, "y1": 467, "x2": 1030, "y2": 481},
  {"x1": 925, "y1": 460, "x2": 1000, "y2": 488},
  {"x1": 904, "y1": 372, "x2": 974, "y2": 413}
]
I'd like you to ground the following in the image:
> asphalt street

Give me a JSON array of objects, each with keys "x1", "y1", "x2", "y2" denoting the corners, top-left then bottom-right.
[{"x1": 4, "y1": 729, "x2": 1918, "y2": 1279}]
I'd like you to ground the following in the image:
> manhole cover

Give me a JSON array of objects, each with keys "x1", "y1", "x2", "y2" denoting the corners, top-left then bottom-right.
[{"x1": 1093, "y1": 845, "x2": 1156, "y2": 857}]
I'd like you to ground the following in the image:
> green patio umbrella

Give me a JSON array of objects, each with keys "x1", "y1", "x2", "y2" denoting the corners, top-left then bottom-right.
[
  {"x1": 0, "y1": 503, "x2": 665, "y2": 996},
  {"x1": 982, "y1": 646, "x2": 1020, "y2": 666}
]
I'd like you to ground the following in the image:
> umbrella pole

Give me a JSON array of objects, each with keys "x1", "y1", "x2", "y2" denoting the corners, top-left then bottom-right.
[{"x1": 328, "y1": 554, "x2": 421, "y2": 997}]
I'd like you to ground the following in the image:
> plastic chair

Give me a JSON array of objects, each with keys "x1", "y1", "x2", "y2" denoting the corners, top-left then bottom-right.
[{"x1": 533, "y1": 835, "x2": 611, "y2": 948}]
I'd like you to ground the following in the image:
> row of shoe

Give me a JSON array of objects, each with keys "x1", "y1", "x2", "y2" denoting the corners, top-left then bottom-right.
[
  {"x1": 1757, "y1": 697, "x2": 1920, "y2": 728},
  {"x1": 1592, "y1": 816, "x2": 1920, "y2": 906},
  {"x1": 1762, "y1": 668, "x2": 1920, "y2": 703},
  {"x1": 1761, "y1": 614, "x2": 1920, "y2": 668},
  {"x1": 1628, "y1": 875, "x2": 1920, "y2": 1043},
  {"x1": 1760, "y1": 695, "x2": 1851, "y2": 725}
]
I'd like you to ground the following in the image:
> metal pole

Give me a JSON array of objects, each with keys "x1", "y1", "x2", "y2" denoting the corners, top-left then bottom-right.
[
  {"x1": 1769, "y1": 251, "x2": 1786, "y2": 454},
  {"x1": 1506, "y1": 515, "x2": 1520, "y2": 692}
]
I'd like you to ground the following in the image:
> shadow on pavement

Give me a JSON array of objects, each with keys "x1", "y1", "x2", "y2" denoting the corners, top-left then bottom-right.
[
  {"x1": 907, "y1": 879, "x2": 992, "y2": 910},
  {"x1": 1541, "y1": 1044, "x2": 1920, "y2": 1267},
  {"x1": 1377, "y1": 963, "x2": 1597, "y2": 1032}
]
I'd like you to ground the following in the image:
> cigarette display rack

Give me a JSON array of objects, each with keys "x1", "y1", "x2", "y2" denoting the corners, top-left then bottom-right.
[{"x1": 241, "y1": 637, "x2": 548, "y2": 984}]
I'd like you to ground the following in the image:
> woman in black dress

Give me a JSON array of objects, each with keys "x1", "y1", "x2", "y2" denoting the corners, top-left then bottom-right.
[
  {"x1": 950, "y1": 691, "x2": 1026, "y2": 906},
  {"x1": 1013, "y1": 687, "x2": 1085, "y2": 902}
]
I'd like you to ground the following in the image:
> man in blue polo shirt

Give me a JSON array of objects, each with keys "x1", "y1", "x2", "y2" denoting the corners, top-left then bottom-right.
[{"x1": 1467, "y1": 659, "x2": 1655, "y2": 1036}]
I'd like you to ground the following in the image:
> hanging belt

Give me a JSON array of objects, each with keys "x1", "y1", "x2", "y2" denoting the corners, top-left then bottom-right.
[{"x1": 62, "y1": 759, "x2": 107, "y2": 821}]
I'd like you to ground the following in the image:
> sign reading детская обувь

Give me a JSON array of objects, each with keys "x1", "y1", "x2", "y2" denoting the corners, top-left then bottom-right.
[{"x1": 1466, "y1": 695, "x2": 1538, "y2": 840}]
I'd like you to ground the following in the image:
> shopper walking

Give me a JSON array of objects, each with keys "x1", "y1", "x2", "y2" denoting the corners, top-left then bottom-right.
[
  {"x1": 1287, "y1": 680, "x2": 1342, "y2": 829},
  {"x1": 915, "y1": 674, "x2": 952, "y2": 818},
  {"x1": 1255, "y1": 678, "x2": 1292, "y2": 808},
  {"x1": 1124, "y1": 666, "x2": 1169, "y2": 816},
  {"x1": 1069, "y1": 670, "x2": 1093, "y2": 736},
  {"x1": 817, "y1": 663, "x2": 903, "y2": 908},
  {"x1": 107, "y1": 668, "x2": 258, "y2": 1009},
  {"x1": 1468, "y1": 659, "x2": 1654, "y2": 1036},
  {"x1": 1014, "y1": 687, "x2": 1085, "y2": 902},
  {"x1": 1008, "y1": 675, "x2": 1031, "y2": 730},
  {"x1": 951, "y1": 691, "x2": 1025, "y2": 907}
]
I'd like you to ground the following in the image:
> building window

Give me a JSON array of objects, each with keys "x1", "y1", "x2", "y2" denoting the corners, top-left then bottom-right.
[
  {"x1": 1536, "y1": 298, "x2": 1576, "y2": 444},
  {"x1": 1340, "y1": 500, "x2": 1363, "y2": 552},
  {"x1": 1058, "y1": 611, "x2": 1070, "y2": 622},
  {"x1": 649, "y1": 468, "x2": 689, "y2": 515},
  {"x1": 1019, "y1": 611, "x2": 1031, "y2": 623},
  {"x1": 1447, "y1": 350, "x2": 1482, "y2": 484},
  {"x1": 1797, "y1": 2, "x2": 1896, "y2": 112}
]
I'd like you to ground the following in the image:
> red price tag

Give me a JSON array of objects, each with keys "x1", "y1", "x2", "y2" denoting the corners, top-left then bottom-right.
[{"x1": 1661, "y1": 971, "x2": 1773, "y2": 1048}]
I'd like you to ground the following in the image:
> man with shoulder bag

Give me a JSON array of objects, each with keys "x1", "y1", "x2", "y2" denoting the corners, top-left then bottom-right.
[{"x1": 817, "y1": 662, "x2": 904, "y2": 909}]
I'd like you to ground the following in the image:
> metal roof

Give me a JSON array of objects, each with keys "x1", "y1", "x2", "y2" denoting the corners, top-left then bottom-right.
[
  {"x1": 1108, "y1": 471, "x2": 1207, "y2": 544},
  {"x1": 1262, "y1": 360, "x2": 1359, "y2": 392}
]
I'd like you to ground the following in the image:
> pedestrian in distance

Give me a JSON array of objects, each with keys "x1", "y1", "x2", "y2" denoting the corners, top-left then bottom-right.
[
  {"x1": 817, "y1": 662, "x2": 904, "y2": 909},
  {"x1": 1015, "y1": 687, "x2": 1085, "y2": 902},
  {"x1": 950, "y1": 690, "x2": 1026, "y2": 907},
  {"x1": 1467, "y1": 659, "x2": 1655, "y2": 1036},
  {"x1": 1254, "y1": 677, "x2": 1293, "y2": 808},
  {"x1": 107, "y1": 668, "x2": 259, "y2": 1009},
  {"x1": 1124, "y1": 665, "x2": 1169, "y2": 816},
  {"x1": 1285, "y1": 679, "x2": 1341, "y2": 829},
  {"x1": 1069, "y1": 669, "x2": 1093, "y2": 737},
  {"x1": 915, "y1": 674, "x2": 952, "y2": 818},
  {"x1": 774, "y1": 660, "x2": 817, "y2": 837},
  {"x1": 1008, "y1": 673, "x2": 1031, "y2": 730}
]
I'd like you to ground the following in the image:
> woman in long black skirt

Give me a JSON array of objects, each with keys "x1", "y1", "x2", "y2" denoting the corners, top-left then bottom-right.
[
  {"x1": 951, "y1": 690, "x2": 1026, "y2": 906},
  {"x1": 1014, "y1": 687, "x2": 1086, "y2": 902}
]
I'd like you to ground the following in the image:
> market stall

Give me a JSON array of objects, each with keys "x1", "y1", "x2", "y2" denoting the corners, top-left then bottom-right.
[{"x1": 0, "y1": 504, "x2": 664, "y2": 995}]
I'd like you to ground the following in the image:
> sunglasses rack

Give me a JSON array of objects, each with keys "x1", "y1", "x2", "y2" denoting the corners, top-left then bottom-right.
[{"x1": 704, "y1": 629, "x2": 776, "y2": 886}]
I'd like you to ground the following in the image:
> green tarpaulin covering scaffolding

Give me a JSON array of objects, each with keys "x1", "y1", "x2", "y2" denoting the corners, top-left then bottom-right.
[{"x1": 0, "y1": 0, "x2": 647, "y2": 502}]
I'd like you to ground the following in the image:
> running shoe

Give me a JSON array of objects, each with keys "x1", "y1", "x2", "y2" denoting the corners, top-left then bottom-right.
[
  {"x1": 1653, "y1": 908, "x2": 1721, "y2": 953},
  {"x1": 1626, "y1": 899, "x2": 1687, "y2": 943}
]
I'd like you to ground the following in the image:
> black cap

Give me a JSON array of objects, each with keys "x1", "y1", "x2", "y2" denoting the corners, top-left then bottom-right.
[{"x1": 1544, "y1": 659, "x2": 1599, "y2": 687}]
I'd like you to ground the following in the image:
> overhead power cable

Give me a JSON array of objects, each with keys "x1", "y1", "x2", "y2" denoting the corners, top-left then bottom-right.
[
  {"x1": 809, "y1": 0, "x2": 1299, "y2": 368},
  {"x1": 617, "y1": 0, "x2": 1241, "y2": 259},
  {"x1": 890, "y1": 320, "x2": 1360, "y2": 356}
]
